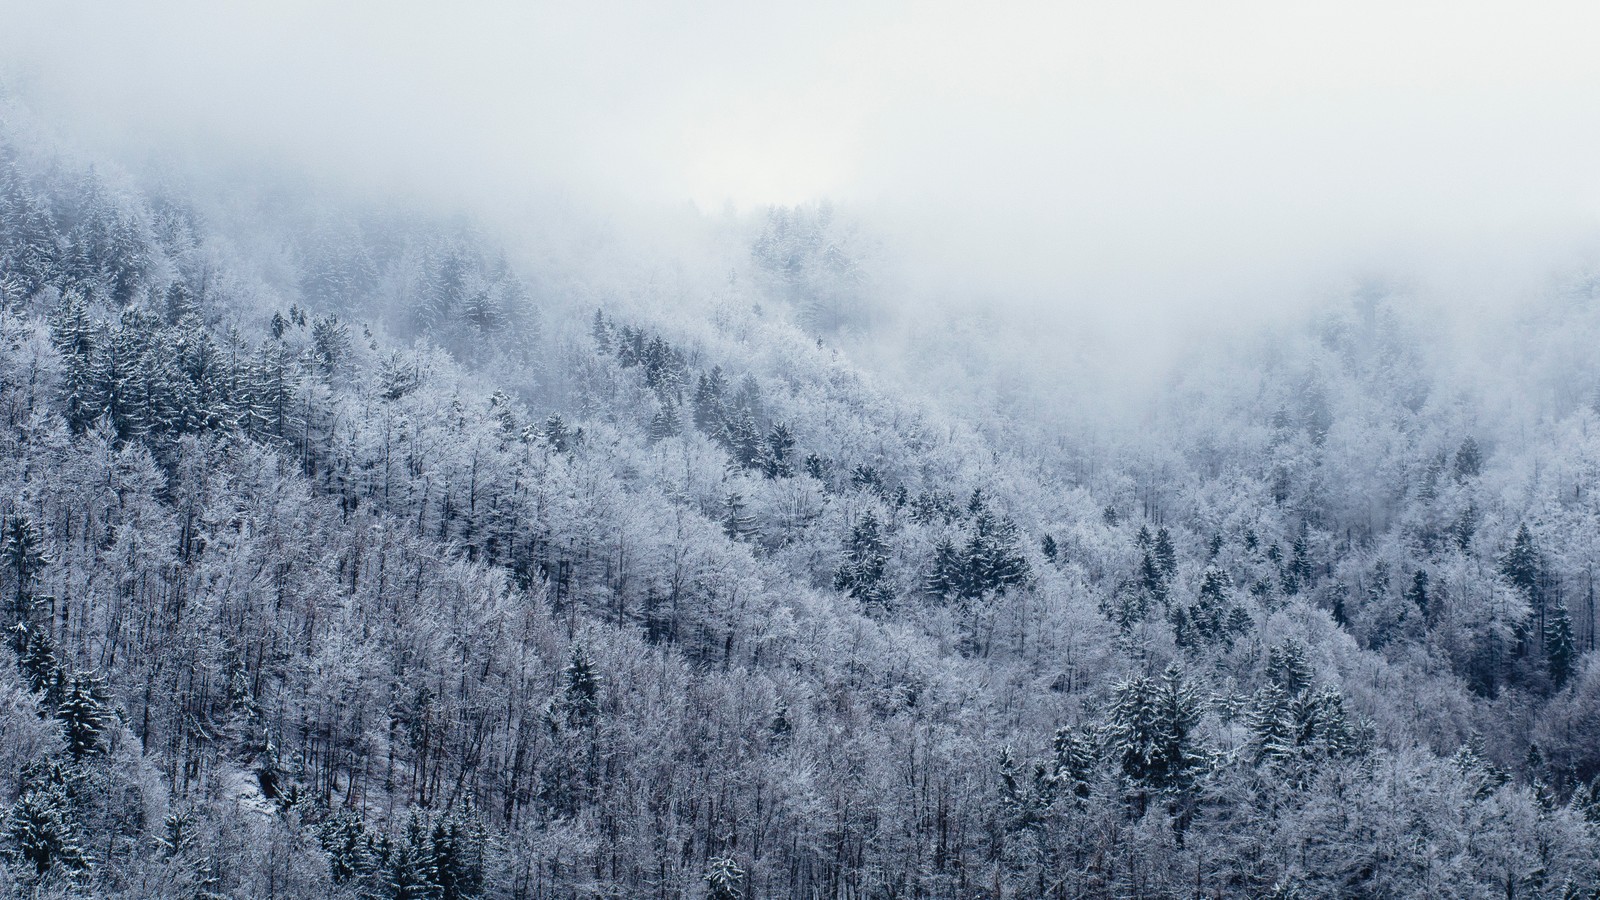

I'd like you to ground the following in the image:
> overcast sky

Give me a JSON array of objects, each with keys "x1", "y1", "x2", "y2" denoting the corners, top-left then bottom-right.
[{"x1": 5, "y1": 0, "x2": 1600, "y2": 327}]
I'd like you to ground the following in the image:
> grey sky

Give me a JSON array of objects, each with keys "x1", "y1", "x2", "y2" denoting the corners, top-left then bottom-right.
[{"x1": 5, "y1": 0, "x2": 1600, "y2": 327}]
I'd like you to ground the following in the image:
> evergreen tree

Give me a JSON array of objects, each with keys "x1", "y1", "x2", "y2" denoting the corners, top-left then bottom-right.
[
  {"x1": 57, "y1": 671, "x2": 109, "y2": 760},
  {"x1": 1247, "y1": 681, "x2": 1296, "y2": 763},
  {"x1": 378, "y1": 350, "x2": 422, "y2": 401},
  {"x1": 1041, "y1": 533, "x2": 1058, "y2": 562},
  {"x1": 725, "y1": 411, "x2": 763, "y2": 471},
  {"x1": 1050, "y1": 725, "x2": 1096, "y2": 802},
  {"x1": 3, "y1": 515, "x2": 50, "y2": 627},
  {"x1": 3, "y1": 785, "x2": 88, "y2": 878},
  {"x1": 311, "y1": 314, "x2": 351, "y2": 377},
  {"x1": 430, "y1": 815, "x2": 484, "y2": 900},
  {"x1": 49, "y1": 294, "x2": 101, "y2": 433},
  {"x1": 1140, "y1": 549, "x2": 1167, "y2": 607},
  {"x1": 386, "y1": 815, "x2": 438, "y2": 900},
  {"x1": 925, "y1": 538, "x2": 964, "y2": 601},
  {"x1": 318, "y1": 812, "x2": 370, "y2": 886},
  {"x1": 705, "y1": 855, "x2": 745, "y2": 900},
  {"x1": 1406, "y1": 569, "x2": 1430, "y2": 620},
  {"x1": 1501, "y1": 524, "x2": 1541, "y2": 601},
  {"x1": 721, "y1": 492, "x2": 759, "y2": 542},
  {"x1": 1547, "y1": 601, "x2": 1577, "y2": 688},
  {"x1": 1265, "y1": 641, "x2": 1313, "y2": 695},
  {"x1": 543, "y1": 414, "x2": 571, "y2": 454},
  {"x1": 1154, "y1": 527, "x2": 1177, "y2": 579},
  {"x1": 1453, "y1": 502, "x2": 1479, "y2": 552},
  {"x1": 20, "y1": 626, "x2": 64, "y2": 706},
  {"x1": 692, "y1": 366, "x2": 728, "y2": 434},
  {"x1": 1454, "y1": 436, "x2": 1483, "y2": 480},
  {"x1": 591, "y1": 309, "x2": 611, "y2": 353},
  {"x1": 834, "y1": 511, "x2": 891, "y2": 614},
  {"x1": 966, "y1": 512, "x2": 1031, "y2": 597},
  {"x1": 561, "y1": 645, "x2": 600, "y2": 728},
  {"x1": 647, "y1": 399, "x2": 682, "y2": 442},
  {"x1": 760, "y1": 422, "x2": 795, "y2": 478},
  {"x1": 1105, "y1": 665, "x2": 1205, "y2": 801}
]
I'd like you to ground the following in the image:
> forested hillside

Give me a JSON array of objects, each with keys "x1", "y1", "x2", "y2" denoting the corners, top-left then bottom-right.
[{"x1": 6, "y1": 100, "x2": 1600, "y2": 900}]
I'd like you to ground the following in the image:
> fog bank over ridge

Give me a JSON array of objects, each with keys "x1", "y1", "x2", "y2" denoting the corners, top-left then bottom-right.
[{"x1": 4, "y1": 0, "x2": 1600, "y2": 365}]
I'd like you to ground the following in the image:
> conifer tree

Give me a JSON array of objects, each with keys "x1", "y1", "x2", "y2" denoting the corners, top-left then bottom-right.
[
  {"x1": 1547, "y1": 601, "x2": 1577, "y2": 688},
  {"x1": 648, "y1": 399, "x2": 682, "y2": 442},
  {"x1": 4, "y1": 784, "x2": 88, "y2": 878},
  {"x1": 543, "y1": 414, "x2": 571, "y2": 454},
  {"x1": 721, "y1": 493, "x2": 759, "y2": 542},
  {"x1": 3, "y1": 515, "x2": 50, "y2": 628},
  {"x1": 926, "y1": 538, "x2": 964, "y2": 601},
  {"x1": 705, "y1": 855, "x2": 745, "y2": 900},
  {"x1": 1406, "y1": 569, "x2": 1430, "y2": 620},
  {"x1": 693, "y1": 366, "x2": 728, "y2": 434},
  {"x1": 561, "y1": 645, "x2": 600, "y2": 728},
  {"x1": 1105, "y1": 665, "x2": 1205, "y2": 801},
  {"x1": 49, "y1": 294, "x2": 101, "y2": 433},
  {"x1": 57, "y1": 671, "x2": 109, "y2": 760},
  {"x1": 318, "y1": 812, "x2": 370, "y2": 886},
  {"x1": 834, "y1": 511, "x2": 891, "y2": 614},
  {"x1": 1266, "y1": 641, "x2": 1313, "y2": 695},
  {"x1": 20, "y1": 626, "x2": 64, "y2": 705},
  {"x1": 760, "y1": 423, "x2": 795, "y2": 478},
  {"x1": 1154, "y1": 527, "x2": 1177, "y2": 580},
  {"x1": 1454, "y1": 436, "x2": 1483, "y2": 480}
]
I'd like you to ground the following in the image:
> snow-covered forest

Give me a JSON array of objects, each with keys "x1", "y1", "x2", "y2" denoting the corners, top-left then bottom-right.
[{"x1": 6, "y1": 7, "x2": 1600, "y2": 897}]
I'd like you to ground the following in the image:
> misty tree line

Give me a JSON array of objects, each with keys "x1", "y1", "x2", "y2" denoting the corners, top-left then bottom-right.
[{"x1": 5, "y1": 106, "x2": 1600, "y2": 899}]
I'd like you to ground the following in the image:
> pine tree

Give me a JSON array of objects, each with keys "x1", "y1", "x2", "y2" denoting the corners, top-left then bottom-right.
[
  {"x1": 543, "y1": 414, "x2": 571, "y2": 454},
  {"x1": 705, "y1": 855, "x2": 745, "y2": 900},
  {"x1": 3, "y1": 515, "x2": 51, "y2": 627},
  {"x1": 1547, "y1": 601, "x2": 1577, "y2": 688},
  {"x1": 1140, "y1": 549, "x2": 1167, "y2": 607},
  {"x1": 834, "y1": 511, "x2": 891, "y2": 614},
  {"x1": 49, "y1": 294, "x2": 102, "y2": 433},
  {"x1": 1050, "y1": 725, "x2": 1096, "y2": 801},
  {"x1": 386, "y1": 815, "x2": 439, "y2": 900},
  {"x1": 311, "y1": 314, "x2": 351, "y2": 376},
  {"x1": 1041, "y1": 533, "x2": 1058, "y2": 562},
  {"x1": 648, "y1": 399, "x2": 682, "y2": 442},
  {"x1": 725, "y1": 411, "x2": 763, "y2": 471},
  {"x1": 1501, "y1": 524, "x2": 1541, "y2": 601},
  {"x1": 591, "y1": 309, "x2": 611, "y2": 353},
  {"x1": 926, "y1": 538, "x2": 964, "y2": 601},
  {"x1": 1105, "y1": 665, "x2": 1205, "y2": 800},
  {"x1": 20, "y1": 626, "x2": 64, "y2": 705},
  {"x1": 318, "y1": 811, "x2": 370, "y2": 886},
  {"x1": 1266, "y1": 642, "x2": 1313, "y2": 695},
  {"x1": 1154, "y1": 527, "x2": 1177, "y2": 580},
  {"x1": 1454, "y1": 436, "x2": 1483, "y2": 480},
  {"x1": 1247, "y1": 681, "x2": 1296, "y2": 763},
  {"x1": 693, "y1": 367, "x2": 728, "y2": 434},
  {"x1": 770, "y1": 701, "x2": 793, "y2": 745},
  {"x1": 156, "y1": 809, "x2": 195, "y2": 858},
  {"x1": 1453, "y1": 503, "x2": 1479, "y2": 552},
  {"x1": 4, "y1": 784, "x2": 88, "y2": 878},
  {"x1": 1406, "y1": 569, "x2": 1430, "y2": 620},
  {"x1": 760, "y1": 423, "x2": 795, "y2": 478},
  {"x1": 561, "y1": 645, "x2": 600, "y2": 728},
  {"x1": 721, "y1": 493, "x2": 759, "y2": 542},
  {"x1": 57, "y1": 671, "x2": 109, "y2": 760}
]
